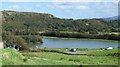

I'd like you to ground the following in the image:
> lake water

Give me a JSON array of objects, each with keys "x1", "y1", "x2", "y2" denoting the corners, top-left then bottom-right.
[{"x1": 34, "y1": 38, "x2": 118, "y2": 48}]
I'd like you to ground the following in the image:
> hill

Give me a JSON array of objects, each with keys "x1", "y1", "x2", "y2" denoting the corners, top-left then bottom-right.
[
  {"x1": 103, "y1": 16, "x2": 119, "y2": 21},
  {"x1": 2, "y1": 11, "x2": 119, "y2": 33},
  {"x1": 1, "y1": 10, "x2": 119, "y2": 49}
]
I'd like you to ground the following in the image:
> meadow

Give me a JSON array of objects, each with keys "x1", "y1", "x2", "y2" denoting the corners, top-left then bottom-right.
[{"x1": 1, "y1": 48, "x2": 119, "y2": 66}]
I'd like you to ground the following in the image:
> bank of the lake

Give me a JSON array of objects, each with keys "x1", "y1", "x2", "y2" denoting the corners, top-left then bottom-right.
[
  {"x1": 40, "y1": 31, "x2": 119, "y2": 41},
  {"x1": 1, "y1": 48, "x2": 119, "y2": 66},
  {"x1": 41, "y1": 36, "x2": 118, "y2": 42}
]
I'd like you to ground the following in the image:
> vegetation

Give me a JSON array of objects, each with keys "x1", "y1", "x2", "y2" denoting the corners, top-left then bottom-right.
[
  {"x1": 2, "y1": 11, "x2": 119, "y2": 34},
  {"x1": 0, "y1": 49, "x2": 2, "y2": 67},
  {"x1": 1, "y1": 48, "x2": 119, "y2": 66},
  {"x1": 40, "y1": 31, "x2": 119, "y2": 40},
  {"x1": 2, "y1": 31, "x2": 43, "y2": 49},
  {"x1": 1, "y1": 10, "x2": 119, "y2": 49}
]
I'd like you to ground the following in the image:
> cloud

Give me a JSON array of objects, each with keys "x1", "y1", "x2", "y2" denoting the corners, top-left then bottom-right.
[
  {"x1": 8, "y1": 5, "x2": 34, "y2": 11},
  {"x1": 1, "y1": 1, "x2": 118, "y2": 19},
  {"x1": 8, "y1": 5, "x2": 20, "y2": 10},
  {"x1": 85, "y1": 2, "x2": 118, "y2": 17},
  {"x1": 48, "y1": 2, "x2": 90, "y2": 11},
  {"x1": 100, "y1": 2, "x2": 118, "y2": 15},
  {"x1": 11, "y1": 5, "x2": 20, "y2": 8},
  {"x1": 53, "y1": 0, "x2": 102, "y2": 2},
  {"x1": 1, "y1": 0, "x2": 47, "y2": 2},
  {"x1": 77, "y1": 6, "x2": 89, "y2": 10},
  {"x1": 7, "y1": 4, "x2": 45, "y2": 12},
  {"x1": 1, "y1": 0, "x2": 119, "y2": 2}
]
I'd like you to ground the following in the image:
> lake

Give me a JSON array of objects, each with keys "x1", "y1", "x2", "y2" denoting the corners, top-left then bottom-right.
[{"x1": 33, "y1": 38, "x2": 118, "y2": 48}]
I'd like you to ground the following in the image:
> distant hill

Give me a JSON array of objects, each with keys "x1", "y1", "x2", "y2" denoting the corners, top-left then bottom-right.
[
  {"x1": 103, "y1": 16, "x2": 119, "y2": 21},
  {"x1": 1, "y1": 10, "x2": 119, "y2": 34},
  {"x1": 1, "y1": 11, "x2": 114, "y2": 32}
]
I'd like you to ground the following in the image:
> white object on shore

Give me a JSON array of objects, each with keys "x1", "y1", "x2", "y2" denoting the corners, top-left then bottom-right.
[
  {"x1": 36, "y1": 46, "x2": 39, "y2": 48},
  {"x1": 86, "y1": 23, "x2": 89, "y2": 26},
  {"x1": 106, "y1": 47, "x2": 113, "y2": 50},
  {"x1": 70, "y1": 48, "x2": 77, "y2": 52}
]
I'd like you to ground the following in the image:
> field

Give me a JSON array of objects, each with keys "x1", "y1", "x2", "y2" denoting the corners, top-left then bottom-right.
[{"x1": 1, "y1": 48, "x2": 119, "y2": 66}]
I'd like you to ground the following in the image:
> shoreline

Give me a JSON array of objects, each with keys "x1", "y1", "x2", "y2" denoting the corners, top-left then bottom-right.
[
  {"x1": 40, "y1": 31, "x2": 119, "y2": 41},
  {"x1": 41, "y1": 36, "x2": 118, "y2": 42}
]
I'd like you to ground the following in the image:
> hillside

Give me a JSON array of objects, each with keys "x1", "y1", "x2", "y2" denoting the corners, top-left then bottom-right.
[
  {"x1": 103, "y1": 16, "x2": 120, "y2": 21},
  {"x1": 1, "y1": 10, "x2": 119, "y2": 49},
  {"x1": 2, "y1": 10, "x2": 119, "y2": 33}
]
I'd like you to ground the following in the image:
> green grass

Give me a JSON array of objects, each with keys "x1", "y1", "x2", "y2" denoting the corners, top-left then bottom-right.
[
  {"x1": 87, "y1": 48, "x2": 119, "y2": 56},
  {"x1": 1, "y1": 48, "x2": 119, "y2": 65},
  {"x1": 2, "y1": 48, "x2": 24, "y2": 65},
  {"x1": 0, "y1": 49, "x2": 2, "y2": 67},
  {"x1": 22, "y1": 52, "x2": 118, "y2": 65}
]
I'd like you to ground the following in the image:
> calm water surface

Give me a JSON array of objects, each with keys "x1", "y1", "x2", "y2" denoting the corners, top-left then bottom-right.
[{"x1": 34, "y1": 38, "x2": 118, "y2": 48}]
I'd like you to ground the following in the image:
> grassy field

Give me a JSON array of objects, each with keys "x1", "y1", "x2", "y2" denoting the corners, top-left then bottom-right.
[
  {"x1": 1, "y1": 48, "x2": 119, "y2": 66},
  {"x1": 0, "y1": 49, "x2": 2, "y2": 67}
]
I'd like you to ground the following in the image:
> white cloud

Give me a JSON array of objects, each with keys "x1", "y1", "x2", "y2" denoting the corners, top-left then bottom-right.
[
  {"x1": 1, "y1": 0, "x2": 47, "y2": 2},
  {"x1": 8, "y1": 5, "x2": 34, "y2": 11},
  {"x1": 77, "y1": 6, "x2": 89, "y2": 10},
  {"x1": 1, "y1": 0, "x2": 119, "y2": 2},
  {"x1": 47, "y1": 2, "x2": 90, "y2": 14},
  {"x1": 8, "y1": 5, "x2": 20, "y2": 10},
  {"x1": 99, "y1": 2, "x2": 118, "y2": 15},
  {"x1": 48, "y1": 2, "x2": 90, "y2": 11},
  {"x1": 53, "y1": 0, "x2": 102, "y2": 2},
  {"x1": 36, "y1": 5, "x2": 41, "y2": 7},
  {"x1": 11, "y1": 5, "x2": 20, "y2": 8}
]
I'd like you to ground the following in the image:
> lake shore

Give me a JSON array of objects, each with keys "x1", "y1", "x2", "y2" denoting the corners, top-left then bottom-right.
[
  {"x1": 40, "y1": 31, "x2": 119, "y2": 41},
  {"x1": 1, "y1": 48, "x2": 119, "y2": 65},
  {"x1": 42, "y1": 36, "x2": 118, "y2": 42}
]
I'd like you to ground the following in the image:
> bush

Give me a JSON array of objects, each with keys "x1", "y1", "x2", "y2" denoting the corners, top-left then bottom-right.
[
  {"x1": 23, "y1": 35, "x2": 43, "y2": 44},
  {"x1": 23, "y1": 58, "x2": 27, "y2": 62}
]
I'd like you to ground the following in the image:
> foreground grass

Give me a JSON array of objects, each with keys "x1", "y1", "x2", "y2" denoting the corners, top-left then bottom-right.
[
  {"x1": 0, "y1": 49, "x2": 2, "y2": 67},
  {"x1": 1, "y1": 48, "x2": 119, "y2": 65}
]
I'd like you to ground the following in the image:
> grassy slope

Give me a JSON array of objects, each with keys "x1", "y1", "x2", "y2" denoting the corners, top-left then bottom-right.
[
  {"x1": 1, "y1": 48, "x2": 119, "y2": 65},
  {"x1": 2, "y1": 48, "x2": 24, "y2": 65},
  {"x1": 0, "y1": 49, "x2": 2, "y2": 67}
]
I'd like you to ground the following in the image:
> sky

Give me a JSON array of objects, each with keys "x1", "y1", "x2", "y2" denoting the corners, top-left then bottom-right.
[{"x1": 0, "y1": 0, "x2": 119, "y2": 19}]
